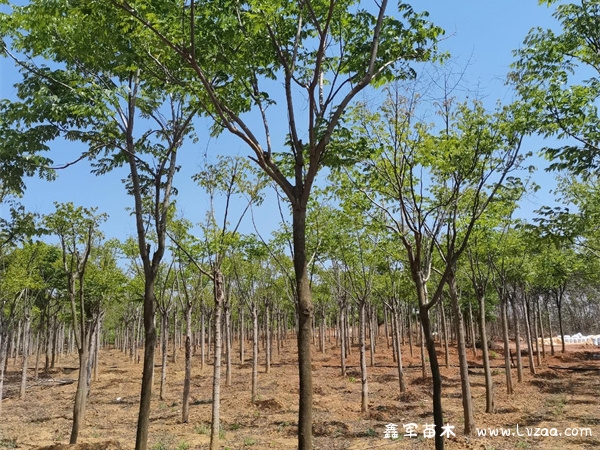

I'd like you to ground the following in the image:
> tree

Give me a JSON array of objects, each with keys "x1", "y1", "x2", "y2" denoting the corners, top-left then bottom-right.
[
  {"x1": 338, "y1": 82, "x2": 524, "y2": 447},
  {"x1": 1, "y1": 3, "x2": 202, "y2": 447},
  {"x1": 511, "y1": 0, "x2": 600, "y2": 174},
  {"x1": 111, "y1": 2, "x2": 442, "y2": 447},
  {"x1": 44, "y1": 202, "x2": 107, "y2": 444}
]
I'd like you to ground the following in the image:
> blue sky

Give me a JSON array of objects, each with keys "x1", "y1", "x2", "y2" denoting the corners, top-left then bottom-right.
[{"x1": 0, "y1": 1, "x2": 563, "y2": 242}]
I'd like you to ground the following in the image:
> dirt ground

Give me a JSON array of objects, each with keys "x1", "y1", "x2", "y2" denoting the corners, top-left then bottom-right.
[{"x1": 1, "y1": 333, "x2": 599, "y2": 450}]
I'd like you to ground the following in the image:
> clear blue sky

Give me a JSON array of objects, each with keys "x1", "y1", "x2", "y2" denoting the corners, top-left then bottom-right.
[{"x1": 0, "y1": 0, "x2": 562, "y2": 242}]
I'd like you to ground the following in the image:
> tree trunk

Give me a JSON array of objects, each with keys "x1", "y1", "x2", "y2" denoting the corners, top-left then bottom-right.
[
  {"x1": 265, "y1": 304, "x2": 271, "y2": 374},
  {"x1": 392, "y1": 304, "x2": 405, "y2": 393},
  {"x1": 292, "y1": 204, "x2": 314, "y2": 450},
  {"x1": 359, "y1": 301, "x2": 368, "y2": 413},
  {"x1": 511, "y1": 294, "x2": 523, "y2": 382},
  {"x1": 201, "y1": 304, "x2": 206, "y2": 370},
  {"x1": 182, "y1": 299, "x2": 192, "y2": 423},
  {"x1": 20, "y1": 313, "x2": 31, "y2": 400},
  {"x1": 225, "y1": 302, "x2": 232, "y2": 386},
  {"x1": 441, "y1": 302, "x2": 449, "y2": 368},
  {"x1": 135, "y1": 277, "x2": 158, "y2": 450},
  {"x1": 477, "y1": 290, "x2": 494, "y2": 413},
  {"x1": 339, "y1": 304, "x2": 346, "y2": 377},
  {"x1": 556, "y1": 289, "x2": 566, "y2": 354},
  {"x1": 160, "y1": 311, "x2": 169, "y2": 401},
  {"x1": 419, "y1": 304, "x2": 444, "y2": 450},
  {"x1": 536, "y1": 296, "x2": 545, "y2": 360},
  {"x1": 70, "y1": 346, "x2": 89, "y2": 444},
  {"x1": 546, "y1": 300, "x2": 555, "y2": 356},
  {"x1": 210, "y1": 269, "x2": 224, "y2": 450},
  {"x1": 0, "y1": 330, "x2": 9, "y2": 417},
  {"x1": 522, "y1": 293, "x2": 536, "y2": 375},
  {"x1": 448, "y1": 273, "x2": 475, "y2": 435},
  {"x1": 251, "y1": 303, "x2": 258, "y2": 402},
  {"x1": 239, "y1": 307, "x2": 245, "y2": 364},
  {"x1": 408, "y1": 307, "x2": 414, "y2": 358},
  {"x1": 368, "y1": 305, "x2": 376, "y2": 368},
  {"x1": 468, "y1": 302, "x2": 477, "y2": 358},
  {"x1": 500, "y1": 296, "x2": 513, "y2": 395}
]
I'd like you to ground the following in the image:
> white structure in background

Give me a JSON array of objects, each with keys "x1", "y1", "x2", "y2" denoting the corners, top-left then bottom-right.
[{"x1": 539, "y1": 333, "x2": 600, "y2": 346}]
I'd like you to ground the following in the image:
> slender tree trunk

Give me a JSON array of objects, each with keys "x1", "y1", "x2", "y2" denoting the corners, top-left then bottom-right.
[
  {"x1": 225, "y1": 303, "x2": 232, "y2": 386},
  {"x1": 13, "y1": 320, "x2": 21, "y2": 367},
  {"x1": 265, "y1": 304, "x2": 271, "y2": 374},
  {"x1": 251, "y1": 304, "x2": 258, "y2": 402},
  {"x1": 511, "y1": 295, "x2": 523, "y2": 382},
  {"x1": 556, "y1": 289, "x2": 566, "y2": 354},
  {"x1": 441, "y1": 302, "x2": 449, "y2": 368},
  {"x1": 408, "y1": 307, "x2": 414, "y2": 358},
  {"x1": 477, "y1": 290, "x2": 494, "y2": 413},
  {"x1": 292, "y1": 205, "x2": 313, "y2": 450},
  {"x1": 368, "y1": 305, "x2": 376, "y2": 368},
  {"x1": 210, "y1": 269, "x2": 224, "y2": 450},
  {"x1": 182, "y1": 298, "x2": 192, "y2": 423},
  {"x1": 448, "y1": 273, "x2": 475, "y2": 435},
  {"x1": 359, "y1": 301, "x2": 368, "y2": 413},
  {"x1": 0, "y1": 330, "x2": 9, "y2": 417},
  {"x1": 419, "y1": 302, "x2": 444, "y2": 450},
  {"x1": 537, "y1": 296, "x2": 545, "y2": 360},
  {"x1": 522, "y1": 293, "x2": 536, "y2": 375},
  {"x1": 70, "y1": 345, "x2": 89, "y2": 444},
  {"x1": 201, "y1": 305, "x2": 206, "y2": 370},
  {"x1": 339, "y1": 304, "x2": 346, "y2": 377},
  {"x1": 135, "y1": 277, "x2": 158, "y2": 450},
  {"x1": 239, "y1": 307, "x2": 245, "y2": 364},
  {"x1": 420, "y1": 324, "x2": 427, "y2": 379},
  {"x1": 160, "y1": 311, "x2": 169, "y2": 401},
  {"x1": 533, "y1": 296, "x2": 541, "y2": 366},
  {"x1": 34, "y1": 329, "x2": 40, "y2": 381},
  {"x1": 392, "y1": 305, "x2": 405, "y2": 393},
  {"x1": 20, "y1": 313, "x2": 31, "y2": 400},
  {"x1": 468, "y1": 302, "x2": 477, "y2": 358},
  {"x1": 500, "y1": 296, "x2": 513, "y2": 395},
  {"x1": 546, "y1": 300, "x2": 555, "y2": 356}
]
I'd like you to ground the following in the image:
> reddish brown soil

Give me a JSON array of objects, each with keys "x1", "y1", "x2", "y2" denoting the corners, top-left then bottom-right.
[{"x1": 1, "y1": 335, "x2": 599, "y2": 449}]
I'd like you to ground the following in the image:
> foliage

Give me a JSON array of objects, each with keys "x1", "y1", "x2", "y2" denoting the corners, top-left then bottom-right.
[{"x1": 511, "y1": 0, "x2": 600, "y2": 174}]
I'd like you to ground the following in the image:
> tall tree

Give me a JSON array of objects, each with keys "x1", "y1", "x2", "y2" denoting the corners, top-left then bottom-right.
[
  {"x1": 112, "y1": 3, "x2": 443, "y2": 447},
  {"x1": 338, "y1": 84, "x2": 524, "y2": 447},
  {"x1": 511, "y1": 0, "x2": 600, "y2": 174},
  {"x1": 1, "y1": 3, "x2": 201, "y2": 448},
  {"x1": 44, "y1": 202, "x2": 106, "y2": 444}
]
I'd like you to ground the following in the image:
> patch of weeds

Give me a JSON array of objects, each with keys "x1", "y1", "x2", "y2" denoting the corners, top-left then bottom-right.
[
  {"x1": 244, "y1": 437, "x2": 257, "y2": 446},
  {"x1": 158, "y1": 402, "x2": 168, "y2": 410},
  {"x1": 0, "y1": 439, "x2": 17, "y2": 449},
  {"x1": 229, "y1": 422, "x2": 241, "y2": 430},
  {"x1": 546, "y1": 395, "x2": 566, "y2": 416},
  {"x1": 194, "y1": 423, "x2": 210, "y2": 435},
  {"x1": 364, "y1": 427, "x2": 377, "y2": 437},
  {"x1": 151, "y1": 435, "x2": 174, "y2": 450},
  {"x1": 91, "y1": 430, "x2": 102, "y2": 438},
  {"x1": 348, "y1": 376, "x2": 356, "y2": 383},
  {"x1": 516, "y1": 439, "x2": 530, "y2": 448},
  {"x1": 176, "y1": 441, "x2": 190, "y2": 450},
  {"x1": 219, "y1": 429, "x2": 226, "y2": 439},
  {"x1": 489, "y1": 351, "x2": 499, "y2": 359}
]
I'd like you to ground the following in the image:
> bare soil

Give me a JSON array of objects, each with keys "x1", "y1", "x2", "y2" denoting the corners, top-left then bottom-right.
[{"x1": 1, "y1": 334, "x2": 599, "y2": 449}]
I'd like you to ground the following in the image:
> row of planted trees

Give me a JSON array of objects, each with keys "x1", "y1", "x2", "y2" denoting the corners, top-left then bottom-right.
[
  {"x1": 1, "y1": 158, "x2": 598, "y2": 443},
  {"x1": 2, "y1": 1, "x2": 600, "y2": 449}
]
